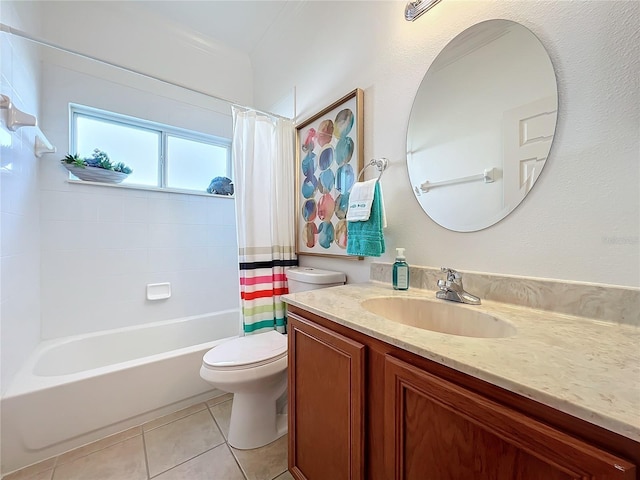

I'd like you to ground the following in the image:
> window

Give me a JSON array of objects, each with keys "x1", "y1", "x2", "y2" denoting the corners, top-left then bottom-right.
[{"x1": 70, "y1": 104, "x2": 231, "y2": 193}]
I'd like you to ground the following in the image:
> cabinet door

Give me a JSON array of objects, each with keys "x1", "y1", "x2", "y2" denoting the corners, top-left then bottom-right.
[
  {"x1": 384, "y1": 355, "x2": 636, "y2": 480},
  {"x1": 288, "y1": 313, "x2": 365, "y2": 480}
]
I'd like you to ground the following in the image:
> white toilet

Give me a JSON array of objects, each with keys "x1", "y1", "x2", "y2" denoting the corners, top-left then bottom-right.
[
  {"x1": 199, "y1": 267, "x2": 345, "y2": 450},
  {"x1": 286, "y1": 267, "x2": 347, "y2": 293}
]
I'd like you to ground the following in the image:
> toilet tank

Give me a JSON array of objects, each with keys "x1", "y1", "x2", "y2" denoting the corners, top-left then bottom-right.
[{"x1": 286, "y1": 267, "x2": 346, "y2": 293}]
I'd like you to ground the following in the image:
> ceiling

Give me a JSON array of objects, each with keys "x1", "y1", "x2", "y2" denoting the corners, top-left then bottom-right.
[{"x1": 126, "y1": 1, "x2": 293, "y2": 54}]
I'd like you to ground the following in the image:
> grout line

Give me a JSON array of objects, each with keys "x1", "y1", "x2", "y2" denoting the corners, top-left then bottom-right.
[
  {"x1": 141, "y1": 430, "x2": 151, "y2": 480},
  {"x1": 270, "y1": 468, "x2": 287, "y2": 480},
  {"x1": 145, "y1": 399, "x2": 227, "y2": 478},
  {"x1": 228, "y1": 444, "x2": 250, "y2": 480},
  {"x1": 142, "y1": 403, "x2": 208, "y2": 433},
  {"x1": 207, "y1": 402, "x2": 248, "y2": 479},
  {"x1": 206, "y1": 392, "x2": 233, "y2": 407},
  {"x1": 2, "y1": 454, "x2": 58, "y2": 480},
  {"x1": 207, "y1": 401, "x2": 229, "y2": 441},
  {"x1": 147, "y1": 441, "x2": 227, "y2": 479},
  {"x1": 225, "y1": 443, "x2": 248, "y2": 480},
  {"x1": 53, "y1": 429, "x2": 144, "y2": 468},
  {"x1": 207, "y1": 402, "x2": 248, "y2": 480}
]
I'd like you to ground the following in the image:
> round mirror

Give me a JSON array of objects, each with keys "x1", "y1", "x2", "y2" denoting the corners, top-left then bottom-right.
[{"x1": 407, "y1": 19, "x2": 558, "y2": 232}]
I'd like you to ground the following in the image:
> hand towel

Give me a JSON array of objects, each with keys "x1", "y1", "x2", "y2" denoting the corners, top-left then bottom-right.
[
  {"x1": 378, "y1": 182, "x2": 387, "y2": 229},
  {"x1": 346, "y1": 178, "x2": 378, "y2": 222},
  {"x1": 347, "y1": 182, "x2": 386, "y2": 257}
]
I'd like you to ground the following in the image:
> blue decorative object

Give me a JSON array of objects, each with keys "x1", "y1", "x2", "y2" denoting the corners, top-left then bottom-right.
[{"x1": 207, "y1": 176, "x2": 234, "y2": 195}]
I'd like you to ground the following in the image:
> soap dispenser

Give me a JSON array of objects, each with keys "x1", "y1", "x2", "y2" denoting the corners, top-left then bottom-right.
[{"x1": 392, "y1": 248, "x2": 409, "y2": 291}]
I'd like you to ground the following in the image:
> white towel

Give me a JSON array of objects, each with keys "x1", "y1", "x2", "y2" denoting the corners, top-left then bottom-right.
[
  {"x1": 378, "y1": 183, "x2": 387, "y2": 229},
  {"x1": 346, "y1": 178, "x2": 378, "y2": 221}
]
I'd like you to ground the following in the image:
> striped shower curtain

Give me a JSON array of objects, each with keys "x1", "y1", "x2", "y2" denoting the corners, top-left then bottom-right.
[{"x1": 232, "y1": 107, "x2": 297, "y2": 334}]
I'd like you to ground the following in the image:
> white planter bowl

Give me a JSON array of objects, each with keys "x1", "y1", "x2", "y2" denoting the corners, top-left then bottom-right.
[{"x1": 62, "y1": 164, "x2": 129, "y2": 184}]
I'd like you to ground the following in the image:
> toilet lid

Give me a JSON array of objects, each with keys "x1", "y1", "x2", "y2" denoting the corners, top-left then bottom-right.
[{"x1": 203, "y1": 330, "x2": 287, "y2": 369}]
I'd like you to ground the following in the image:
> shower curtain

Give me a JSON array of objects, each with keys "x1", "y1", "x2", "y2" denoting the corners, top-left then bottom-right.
[{"x1": 232, "y1": 107, "x2": 297, "y2": 334}]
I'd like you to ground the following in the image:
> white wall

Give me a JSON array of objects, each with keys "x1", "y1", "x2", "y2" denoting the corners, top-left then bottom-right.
[
  {"x1": 34, "y1": 1, "x2": 254, "y2": 107},
  {"x1": 0, "y1": 7, "x2": 42, "y2": 393},
  {"x1": 252, "y1": 0, "x2": 640, "y2": 288}
]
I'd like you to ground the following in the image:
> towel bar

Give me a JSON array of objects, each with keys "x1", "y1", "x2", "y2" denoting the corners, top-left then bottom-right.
[
  {"x1": 417, "y1": 167, "x2": 496, "y2": 194},
  {"x1": 357, "y1": 158, "x2": 389, "y2": 182}
]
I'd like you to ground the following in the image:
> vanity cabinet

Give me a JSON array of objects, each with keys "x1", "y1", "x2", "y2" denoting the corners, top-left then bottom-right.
[
  {"x1": 287, "y1": 307, "x2": 638, "y2": 480},
  {"x1": 385, "y1": 355, "x2": 635, "y2": 479},
  {"x1": 288, "y1": 314, "x2": 365, "y2": 480}
]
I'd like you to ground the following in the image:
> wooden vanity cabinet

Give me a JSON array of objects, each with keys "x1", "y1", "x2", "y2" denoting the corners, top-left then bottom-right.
[
  {"x1": 385, "y1": 355, "x2": 635, "y2": 479},
  {"x1": 288, "y1": 313, "x2": 365, "y2": 480},
  {"x1": 287, "y1": 306, "x2": 639, "y2": 480}
]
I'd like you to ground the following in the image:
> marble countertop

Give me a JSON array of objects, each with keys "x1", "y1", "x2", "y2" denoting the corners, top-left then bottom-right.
[{"x1": 282, "y1": 282, "x2": 640, "y2": 442}]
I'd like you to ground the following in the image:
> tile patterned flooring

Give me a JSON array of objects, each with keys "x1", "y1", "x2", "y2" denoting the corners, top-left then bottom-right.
[{"x1": 4, "y1": 393, "x2": 294, "y2": 480}]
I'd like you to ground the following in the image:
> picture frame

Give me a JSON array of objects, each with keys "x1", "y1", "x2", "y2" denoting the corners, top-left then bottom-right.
[{"x1": 295, "y1": 88, "x2": 364, "y2": 258}]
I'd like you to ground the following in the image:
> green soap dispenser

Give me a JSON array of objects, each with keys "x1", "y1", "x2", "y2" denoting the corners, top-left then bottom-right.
[{"x1": 392, "y1": 248, "x2": 409, "y2": 290}]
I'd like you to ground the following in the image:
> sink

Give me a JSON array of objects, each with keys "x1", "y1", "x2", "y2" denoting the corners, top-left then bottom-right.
[{"x1": 361, "y1": 297, "x2": 517, "y2": 338}]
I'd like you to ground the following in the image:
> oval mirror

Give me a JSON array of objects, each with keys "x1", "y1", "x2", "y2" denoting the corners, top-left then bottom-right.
[{"x1": 407, "y1": 19, "x2": 558, "y2": 232}]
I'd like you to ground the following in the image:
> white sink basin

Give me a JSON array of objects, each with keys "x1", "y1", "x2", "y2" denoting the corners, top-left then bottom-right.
[{"x1": 361, "y1": 297, "x2": 517, "y2": 338}]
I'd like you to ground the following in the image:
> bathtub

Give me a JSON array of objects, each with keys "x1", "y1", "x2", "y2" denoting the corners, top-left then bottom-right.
[{"x1": 1, "y1": 310, "x2": 240, "y2": 474}]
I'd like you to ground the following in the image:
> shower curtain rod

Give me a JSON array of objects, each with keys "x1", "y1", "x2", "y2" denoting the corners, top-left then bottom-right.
[
  {"x1": 230, "y1": 104, "x2": 293, "y2": 123},
  {"x1": 0, "y1": 23, "x2": 293, "y2": 122}
]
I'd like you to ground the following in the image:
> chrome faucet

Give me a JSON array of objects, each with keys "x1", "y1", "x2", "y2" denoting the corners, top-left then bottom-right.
[{"x1": 436, "y1": 267, "x2": 481, "y2": 305}]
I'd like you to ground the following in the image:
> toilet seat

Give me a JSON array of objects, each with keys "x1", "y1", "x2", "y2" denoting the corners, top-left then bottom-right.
[{"x1": 203, "y1": 330, "x2": 287, "y2": 371}]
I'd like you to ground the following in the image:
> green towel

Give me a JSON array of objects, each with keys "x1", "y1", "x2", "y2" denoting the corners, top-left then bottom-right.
[{"x1": 347, "y1": 182, "x2": 386, "y2": 257}]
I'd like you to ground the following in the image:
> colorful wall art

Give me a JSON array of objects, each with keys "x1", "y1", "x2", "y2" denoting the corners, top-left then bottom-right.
[{"x1": 295, "y1": 89, "x2": 364, "y2": 258}]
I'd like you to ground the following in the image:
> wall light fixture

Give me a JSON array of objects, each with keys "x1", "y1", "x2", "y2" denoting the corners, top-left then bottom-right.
[{"x1": 405, "y1": 0, "x2": 442, "y2": 21}]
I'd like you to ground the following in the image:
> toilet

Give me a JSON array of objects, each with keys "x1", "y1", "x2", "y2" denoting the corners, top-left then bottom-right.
[
  {"x1": 199, "y1": 267, "x2": 345, "y2": 450},
  {"x1": 286, "y1": 267, "x2": 347, "y2": 293}
]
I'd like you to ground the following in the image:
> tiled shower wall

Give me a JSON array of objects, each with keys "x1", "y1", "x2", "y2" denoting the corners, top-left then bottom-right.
[
  {"x1": 0, "y1": 29, "x2": 42, "y2": 393},
  {"x1": 36, "y1": 49, "x2": 241, "y2": 339},
  {"x1": 39, "y1": 186, "x2": 240, "y2": 338}
]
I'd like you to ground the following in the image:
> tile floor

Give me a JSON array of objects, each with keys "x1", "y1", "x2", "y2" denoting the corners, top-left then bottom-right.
[{"x1": 4, "y1": 393, "x2": 294, "y2": 480}]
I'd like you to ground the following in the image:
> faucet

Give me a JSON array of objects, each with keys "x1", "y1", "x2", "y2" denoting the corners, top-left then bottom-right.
[{"x1": 436, "y1": 267, "x2": 481, "y2": 305}]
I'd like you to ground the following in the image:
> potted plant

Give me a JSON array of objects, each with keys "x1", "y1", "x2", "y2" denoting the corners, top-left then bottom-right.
[{"x1": 61, "y1": 149, "x2": 133, "y2": 184}]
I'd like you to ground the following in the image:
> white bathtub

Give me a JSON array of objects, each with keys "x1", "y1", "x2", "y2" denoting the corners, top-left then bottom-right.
[{"x1": 1, "y1": 310, "x2": 240, "y2": 474}]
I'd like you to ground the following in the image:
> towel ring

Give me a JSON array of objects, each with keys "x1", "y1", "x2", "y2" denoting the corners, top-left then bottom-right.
[{"x1": 356, "y1": 158, "x2": 389, "y2": 182}]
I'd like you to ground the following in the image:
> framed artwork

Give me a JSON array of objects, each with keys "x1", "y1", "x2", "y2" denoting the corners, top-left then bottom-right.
[{"x1": 295, "y1": 88, "x2": 364, "y2": 258}]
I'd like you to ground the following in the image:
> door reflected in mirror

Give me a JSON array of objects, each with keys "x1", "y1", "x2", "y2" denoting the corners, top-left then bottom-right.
[{"x1": 406, "y1": 19, "x2": 558, "y2": 232}]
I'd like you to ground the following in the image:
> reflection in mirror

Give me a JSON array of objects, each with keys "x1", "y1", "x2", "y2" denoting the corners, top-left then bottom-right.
[{"x1": 407, "y1": 19, "x2": 558, "y2": 232}]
